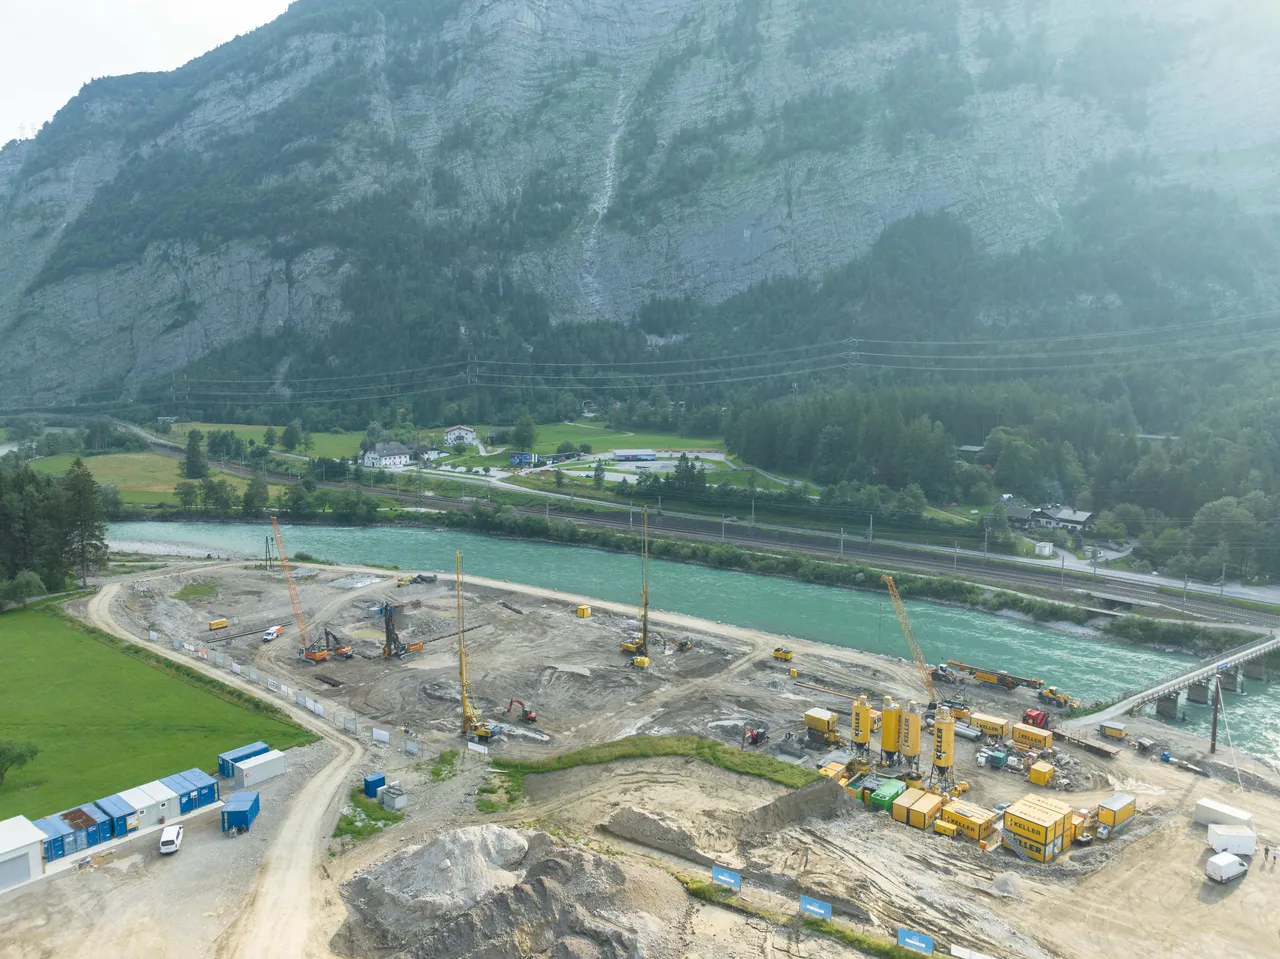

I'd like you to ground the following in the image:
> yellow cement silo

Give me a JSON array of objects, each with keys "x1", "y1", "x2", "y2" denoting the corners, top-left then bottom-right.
[
  {"x1": 930, "y1": 706, "x2": 956, "y2": 792},
  {"x1": 900, "y1": 701, "x2": 922, "y2": 767},
  {"x1": 880, "y1": 697, "x2": 902, "y2": 764},
  {"x1": 852, "y1": 694, "x2": 872, "y2": 752}
]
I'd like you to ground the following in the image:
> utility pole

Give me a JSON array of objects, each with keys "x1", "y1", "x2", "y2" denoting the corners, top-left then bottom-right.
[
  {"x1": 840, "y1": 528, "x2": 844, "y2": 559},
  {"x1": 629, "y1": 501, "x2": 634, "y2": 531},
  {"x1": 658, "y1": 495, "x2": 662, "y2": 515},
  {"x1": 721, "y1": 515, "x2": 727, "y2": 541},
  {"x1": 545, "y1": 500, "x2": 550, "y2": 521},
  {"x1": 1060, "y1": 553, "x2": 1066, "y2": 590},
  {"x1": 1209, "y1": 676, "x2": 1223, "y2": 754},
  {"x1": 1183, "y1": 573, "x2": 1188, "y2": 611},
  {"x1": 751, "y1": 498, "x2": 755, "y2": 526},
  {"x1": 983, "y1": 528, "x2": 989, "y2": 562},
  {"x1": 868, "y1": 514, "x2": 874, "y2": 542},
  {"x1": 954, "y1": 541, "x2": 959, "y2": 572},
  {"x1": 1220, "y1": 562, "x2": 1226, "y2": 598}
]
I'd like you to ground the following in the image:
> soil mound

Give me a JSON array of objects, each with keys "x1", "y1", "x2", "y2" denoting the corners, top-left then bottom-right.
[{"x1": 736, "y1": 776, "x2": 857, "y2": 835}]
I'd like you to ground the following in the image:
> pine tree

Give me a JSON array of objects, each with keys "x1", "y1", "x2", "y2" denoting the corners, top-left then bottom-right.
[
  {"x1": 183, "y1": 428, "x2": 208, "y2": 479},
  {"x1": 63, "y1": 458, "x2": 108, "y2": 587}
]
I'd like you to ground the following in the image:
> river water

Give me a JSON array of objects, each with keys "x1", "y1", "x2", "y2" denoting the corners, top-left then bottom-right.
[{"x1": 108, "y1": 521, "x2": 1280, "y2": 761}]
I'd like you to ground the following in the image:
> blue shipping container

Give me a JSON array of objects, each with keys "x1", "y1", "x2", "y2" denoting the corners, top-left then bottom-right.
[
  {"x1": 218, "y1": 742, "x2": 270, "y2": 779},
  {"x1": 93, "y1": 795, "x2": 137, "y2": 838},
  {"x1": 60, "y1": 805, "x2": 109, "y2": 848},
  {"x1": 161, "y1": 773, "x2": 200, "y2": 814},
  {"x1": 180, "y1": 768, "x2": 220, "y2": 807},
  {"x1": 363, "y1": 773, "x2": 386, "y2": 799},
  {"x1": 34, "y1": 816, "x2": 73, "y2": 861},
  {"x1": 220, "y1": 791, "x2": 261, "y2": 832}
]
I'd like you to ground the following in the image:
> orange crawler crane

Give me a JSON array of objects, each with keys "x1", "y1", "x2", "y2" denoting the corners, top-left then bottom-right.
[{"x1": 271, "y1": 515, "x2": 326, "y2": 663}]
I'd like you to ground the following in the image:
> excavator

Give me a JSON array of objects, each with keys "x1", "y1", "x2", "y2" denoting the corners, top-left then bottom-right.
[
  {"x1": 323, "y1": 628, "x2": 354, "y2": 659},
  {"x1": 457, "y1": 552, "x2": 497, "y2": 742},
  {"x1": 382, "y1": 603, "x2": 424, "y2": 659},
  {"x1": 664, "y1": 636, "x2": 693, "y2": 653},
  {"x1": 506, "y1": 698, "x2": 537, "y2": 722},
  {"x1": 620, "y1": 508, "x2": 651, "y2": 669}
]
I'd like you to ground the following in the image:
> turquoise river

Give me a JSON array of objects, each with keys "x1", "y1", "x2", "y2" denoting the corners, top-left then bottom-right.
[{"x1": 108, "y1": 521, "x2": 1280, "y2": 761}]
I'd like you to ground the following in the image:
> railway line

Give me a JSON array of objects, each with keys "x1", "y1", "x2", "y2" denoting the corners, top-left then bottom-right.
[{"x1": 142, "y1": 441, "x2": 1279, "y2": 629}]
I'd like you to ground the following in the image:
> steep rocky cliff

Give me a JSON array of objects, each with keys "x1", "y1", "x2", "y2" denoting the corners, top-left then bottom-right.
[{"x1": 3, "y1": 0, "x2": 1279, "y2": 401}]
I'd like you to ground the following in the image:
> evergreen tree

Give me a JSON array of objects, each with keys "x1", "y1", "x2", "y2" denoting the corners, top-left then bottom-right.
[
  {"x1": 512, "y1": 413, "x2": 538, "y2": 451},
  {"x1": 182, "y1": 428, "x2": 208, "y2": 479},
  {"x1": 242, "y1": 473, "x2": 270, "y2": 514},
  {"x1": 593, "y1": 460, "x2": 606, "y2": 489},
  {"x1": 263, "y1": 426, "x2": 277, "y2": 448},
  {"x1": 282, "y1": 420, "x2": 302, "y2": 452},
  {"x1": 63, "y1": 458, "x2": 108, "y2": 586}
]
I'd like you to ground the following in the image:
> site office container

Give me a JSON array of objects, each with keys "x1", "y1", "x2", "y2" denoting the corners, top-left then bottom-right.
[
  {"x1": 1068, "y1": 813, "x2": 1086, "y2": 847},
  {"x1": 1193, "y1": 798, "x2": 1253, "y2": 829},
  {"x1": 235, "y1": 750, "x2": 287, "y2": 788},
  {"x1": 179, "y1": 768, "x2": 220, "y2": 807},
  {"x1": 941, "y1": 801, "x2": 999, "y2": 841},
  {"x1": 933, "y1": 819, "x2": 958, "y2": 837},
  {"x1": 969, "y1": 713, "x2": 1011, "y2": 738},
  {"x1": 1097, "y1": 793, "x2": 1137, "y2": 830},
  {"x1": 364, "y1": 773, "x2": 386, "y2": 799},
  {"x1": 892, "y1": 788, "x2": 926, "y2": 824},
  {"x1": 218, "y1": 742, "x2": 270, "y2": 779},
  {"x1": 117, "y1": 786, "x2": 163, "y2": 831},
  {"x1": 138, "y1": 781, "x2": 179, "y2": 824},
  {"x1": 92, "y1": 795, "x2": 138, "y2": 837},
  {"x1": 57, "y1": 804, "x2": 111, "y2": 852},
  {"x1": 220, "y1": 792, "x2": 261, "y2": 833},
  {"x1": 160, "y1": 773, "x2": 201, "y2": 815},
  {"x1": 1004, "y1": 796, "x2": 1072, "y2": 862},
  {"x1": 909, "y1": 793, "x2": 945, "y2": 829},
  {"x1": 1011, "y1": 723, "x2": 1053, "y2": 750},
  {"x1": 33, "y1": 817, "x2": 74, "y2": 861},
  {"x1": 1098, "y1": 721, "x2": 1128, "y2": 740}
]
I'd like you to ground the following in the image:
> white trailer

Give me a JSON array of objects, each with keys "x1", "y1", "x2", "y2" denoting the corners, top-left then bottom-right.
[
  {"x1": 1207, "y1": 823, "x2": 1257, "y2": 856},
  {"x1": 234, "y1": 749, "x2": 287, "y2": 788},
  {"x1": 1194, "y1": 798, "x2": 1253, "y2": 829}
]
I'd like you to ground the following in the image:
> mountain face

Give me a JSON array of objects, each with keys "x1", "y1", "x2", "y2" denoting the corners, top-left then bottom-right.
[{"x1": 3, "y1": 0, "x2": 1280, "y2": 402}]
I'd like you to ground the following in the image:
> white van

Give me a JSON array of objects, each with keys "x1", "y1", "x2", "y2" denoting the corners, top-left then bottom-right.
[
  {"x1": 159, "y1": 824, "x2": 183, "y2": 855},
  {"x1": 262, "y1": 625, "x2": 284, "y2": 642},
  {"x1": 1205, "y1": 852, "x2": 1247, "y2": 883}
]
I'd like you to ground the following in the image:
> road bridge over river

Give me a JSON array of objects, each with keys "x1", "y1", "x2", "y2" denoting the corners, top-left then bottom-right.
[{"x1": 1064, "y1": 633, "x2": 1280, "y2": 729}]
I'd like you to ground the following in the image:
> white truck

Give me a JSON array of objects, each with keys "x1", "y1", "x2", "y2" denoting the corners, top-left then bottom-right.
[
  {"x1": 1205, "y1": 852, "x2": 1247, "y2": 884},
  {"x1": 1207, "y1": 823, "x2": 1257, "y2": 856}
]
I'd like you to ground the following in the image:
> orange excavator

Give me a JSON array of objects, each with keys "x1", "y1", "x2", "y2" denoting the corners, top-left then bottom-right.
[{"x1": 506, "y1": 698, "x2": 537, "y2": 722}]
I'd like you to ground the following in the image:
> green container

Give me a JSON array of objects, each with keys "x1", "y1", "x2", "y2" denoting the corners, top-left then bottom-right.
[{"x1": 870, "y1": 780, "x2": 907, "y2": 811}]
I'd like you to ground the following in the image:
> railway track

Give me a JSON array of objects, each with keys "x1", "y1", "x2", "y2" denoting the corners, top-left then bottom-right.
[{"x1": 143, "y1": 442, "x2": 1279, "y2": 629}]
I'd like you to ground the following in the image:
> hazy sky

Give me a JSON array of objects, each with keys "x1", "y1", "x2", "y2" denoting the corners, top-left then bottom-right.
[{"x1": 0, "y1": 0, "x2": 294, "y2": 146}]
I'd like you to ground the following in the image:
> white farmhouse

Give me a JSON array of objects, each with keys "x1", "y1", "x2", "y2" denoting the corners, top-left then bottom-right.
[
  {"x1": 361, "y1": 442, "x2": 412, "y2": 468},
  {"x1": 444, "y1": 425, "x2": 478, "y2": 446}
]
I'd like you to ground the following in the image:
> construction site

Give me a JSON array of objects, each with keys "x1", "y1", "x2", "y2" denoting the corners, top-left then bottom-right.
[{"x1": 4, "y1": 517, "x2": 1280, "y2": 959}]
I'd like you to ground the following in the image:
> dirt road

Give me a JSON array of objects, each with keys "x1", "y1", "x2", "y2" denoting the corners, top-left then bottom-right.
[{"x1": 86, "y1": 583, "x2": 364, "y2": 959}]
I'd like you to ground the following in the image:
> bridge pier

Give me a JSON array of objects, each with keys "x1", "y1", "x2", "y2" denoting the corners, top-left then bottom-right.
[
  {"x1": 1186, "y1": 682, "x2": 1210, "y2": 705},
  {"x1": 1243, "y1": 662, "x2": 1270, "y2": 682},
  {"x1": 1155, "y1": 694, "x2": 1180, "y2": 719},
  {"x1": 1219, "y1": 667, "x2": 1241, "y2": 693}
]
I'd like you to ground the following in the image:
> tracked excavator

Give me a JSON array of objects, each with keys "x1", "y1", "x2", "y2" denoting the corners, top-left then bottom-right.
[
  {"x1": 382, "y1": 603, "x2": 423, "y2": 659},
  {"x1": 506, "y1": 698, "x2": 537, "y2": 722}
]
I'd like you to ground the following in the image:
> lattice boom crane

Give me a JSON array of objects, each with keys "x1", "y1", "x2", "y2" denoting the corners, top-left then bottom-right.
[
  {"x1": 882, "y1": 575, "x2": 937, "y2": 703},
  {"x1": 271, "y1": 516, "x2": 320, "y2": 661}
]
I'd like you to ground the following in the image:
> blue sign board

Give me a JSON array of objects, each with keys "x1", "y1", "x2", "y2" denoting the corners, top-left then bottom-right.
[
  {"x1": 799, "y1": 895, "x2": 832, "y2": 920},
  {"x1": 897, "y1": 927, "x2": 935, "y2": 955},
  {"x1": 711, "y1": 866, "x2": 741, "y2": 891}
]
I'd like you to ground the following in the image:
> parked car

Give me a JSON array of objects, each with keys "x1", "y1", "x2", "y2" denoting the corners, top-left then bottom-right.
[{"x1": 159, "y1": 824, "x2": 183, "y2": 855}]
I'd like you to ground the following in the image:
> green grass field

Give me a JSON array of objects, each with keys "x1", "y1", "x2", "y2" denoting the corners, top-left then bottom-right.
[
  {"x1": 169, "y1": 422, "x2": 361, "y2": 459},
  {"x1": 31, "y1": 452, "x2": 285, "y2": 504},
  {"x1": 0, "y1": 607, "x2": 311, "y2": 820}
]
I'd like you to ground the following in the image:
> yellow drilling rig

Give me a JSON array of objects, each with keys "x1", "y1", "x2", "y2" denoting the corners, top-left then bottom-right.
[{"x1": 456, "y1": 551, "x2": 495, "y2": 741}]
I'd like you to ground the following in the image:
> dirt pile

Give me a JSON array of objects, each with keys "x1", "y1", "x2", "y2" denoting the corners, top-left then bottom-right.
[
  {"x1": 603, "y1": 808, "x2": 713, "y2": 866},
  {"x1": 334, "y1": 828, "x2": 686, "y2": 959},
  {"x1": 734, "y1": 776, "x2": 858, "y2": 836}
]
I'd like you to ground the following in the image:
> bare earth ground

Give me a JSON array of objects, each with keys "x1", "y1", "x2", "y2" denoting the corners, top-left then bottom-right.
[{"x1": 3, "y1": 556, "x2": 1278, "y2": 958}]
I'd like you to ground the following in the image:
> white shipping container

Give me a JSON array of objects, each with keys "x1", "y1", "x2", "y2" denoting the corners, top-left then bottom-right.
[
  {"x1": 1207, "y1": 823, "x2": 1257, "y2": 856},
  {"x1": 1194, "y1": 798, "x2": 1254, "y2": 829},
  {"x1": 234, "y1": 749, "x2": 287, "y2": 788}
]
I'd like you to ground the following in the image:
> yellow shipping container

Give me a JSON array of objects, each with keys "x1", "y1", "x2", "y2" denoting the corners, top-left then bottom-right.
[
  {"x1": 941, "y1": 800, "x2": 1000, "y2": 841},
  {"x1": 1028, "y1": 761, "x2": 1054, "y2": 786},
  {"x1": 933, "y1": 819, "x2": 958, "y2": 837},
  {"x1": 909, "y1": 793, "x2": 945, "y2": 829},
  {"x1": 576, "y1": 604, "x2": 591, "y2": 618},
  {"x1": 1097, "y1": 792, "x2": 1137, "y2": 828},
  {"x1": 892, "y1": 788, "x2": 926, "y2": 824},
  {"x1": 1004, "y1": 795, "x2": 1071, "y2": 861},
  {"x1": 208, "y1": 618, "x2": 229, "y2": 630},
  {"x1": 1068, "y1": 813, "x2": 1086, "y2": 847},
  {"x1": 969, "y1": 712, "x2": 1011, "y2": 738},
  {"x1": 1012, "y1": 723, "x2": 1053, "y2": 749},
  {"x1": 819, "y1": 761, "x2": 846, "y2": 779}
]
